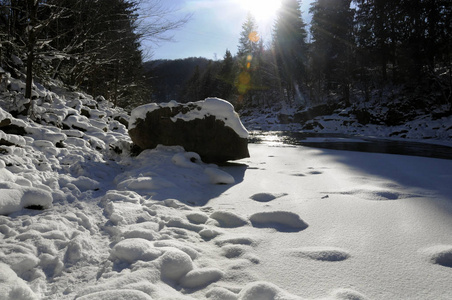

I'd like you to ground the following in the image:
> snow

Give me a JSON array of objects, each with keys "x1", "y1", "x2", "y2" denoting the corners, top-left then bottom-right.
[
  {"x1": 240, "y1": 104, "x2": 452, "y2": 144},
  {"x1": 0, "y1": 72, "x2": 452, "y2": 299},
  {"x1": 129, "y1": 98, "x2": 249, "y2": 138},
  {"x1": 249, "y1": 211, "x2": 309, "y2": 231},
  {"x1": 0, "y1": 262, "x2": 38, "y2": 300}
]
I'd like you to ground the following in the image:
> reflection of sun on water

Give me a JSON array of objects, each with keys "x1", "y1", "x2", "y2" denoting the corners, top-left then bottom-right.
[{"x1": 240, "y1": 0, "x2": 282, "y2": 22}]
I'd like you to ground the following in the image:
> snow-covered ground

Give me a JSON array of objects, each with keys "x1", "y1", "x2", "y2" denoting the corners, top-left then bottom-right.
[
  {"x1": 0, "y1": 75, "x2": 452, "y2": 299},
  {"x1": 240, "y1": 103, "x2": 452, "y2": 146}
]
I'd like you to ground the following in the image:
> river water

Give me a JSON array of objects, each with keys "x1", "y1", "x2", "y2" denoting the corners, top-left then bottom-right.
[{"x1": 249, "y1": 131, "x2": 452, "y2": 160}]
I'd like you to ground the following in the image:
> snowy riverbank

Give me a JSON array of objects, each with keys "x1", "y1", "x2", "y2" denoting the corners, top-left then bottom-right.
[
  {"x1": 2, "y1": 141, "x2": 452, "y2": 299},
  {"x1": 0, "y1": 76, "x2": 451, "y2": 299},
  {"x1": 239, "y1": 103, "x2": 452, "y2": 147}
]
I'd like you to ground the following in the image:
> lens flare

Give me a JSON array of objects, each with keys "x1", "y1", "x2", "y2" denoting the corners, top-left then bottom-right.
[
  {"x1": 238, "y1": 71, "x2": 251, "y2": 95},
  {"x1": 248, "y1": 31, "x2": 260, "y2": 43}
]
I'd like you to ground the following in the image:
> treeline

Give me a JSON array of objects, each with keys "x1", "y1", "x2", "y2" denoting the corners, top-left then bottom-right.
[
  {"x1": 160, "y1": 0, "x2": 451, "y2": 110},
  {"x1": 144, "y1": 57, "x2": 212, "y2": 103},
  {"x1": 0, "y1": 0, "x2": 186, "y2": 110}
]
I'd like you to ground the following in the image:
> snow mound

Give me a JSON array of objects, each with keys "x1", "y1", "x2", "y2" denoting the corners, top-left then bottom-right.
[
  {"x1": 77, "y1": 289, "x2": 153, "y2": 300},
  {"x1": 0, "y1": 183, "x2": 52, "y2": 215},
  {"x1": 210, "y1": 211, "x2": 249, "y2": 228},
  {"x1": 0, "y1": 262, "x2": 38, "y2": 300},
  {"x1": 185, "y1": 212, "x2": 209, "y2": 224},
  {"x1": 422, "y1": 245, "x2": 452, "y2": 268},
  {"x1": 180, "y1": 268, "x2": 224, "y2": 289},
  {"x1": 199, "y1": 228, "x2": 222, "y2": 240},
  {"x1": 237, "y1": 281, "x2": 301, "y2": 300},
  {"x1": 111, "y1": 238, "x2": 163, "y2": 264},
  {"x1": 206, "y1": 287, "x2": 238, "y2": 300},
  {"x1": 250, "y1": 192, "x2": 288, "y2": 202},
  {"x1": 204, "y1": 167, "x2": 235, "y2": 184},
  {"x1": 172, "y1": 152, "x2": 202, "y2": 168},
  {"x1": 158, "y1": 249, "x2": 194, "y2": 281},
  {"x1": 153, "y1": 240, "x2": 199, "y2": 260},
  {"x1": 287, "y1": 247, "x2": 350, "y2": 262},
  {"x1": 330, "y1": 288, "x2": 370, "y2": 300},
  {"x1": 249, "y1": 211, "x2": 308, "y2": 231}
]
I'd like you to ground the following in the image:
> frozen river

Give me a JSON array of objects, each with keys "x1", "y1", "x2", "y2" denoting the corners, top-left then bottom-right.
[{"x1": 249, "y1": 131, "x2": 452, "y2": 160}]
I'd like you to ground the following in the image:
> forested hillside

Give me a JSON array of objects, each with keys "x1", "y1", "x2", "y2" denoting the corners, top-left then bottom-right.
[
  {"x1": 149, "y1": 0, "x2": 451, "y2": 120},
  {"x1": 144, "y1": 57, "x2": 212, "y2": 103},
  {"x1": 1, "y1": 0, "x2": 451, "y2": 119},
  {"x1": 0, "y1": 0, "x2": 186, "y2": 110}
]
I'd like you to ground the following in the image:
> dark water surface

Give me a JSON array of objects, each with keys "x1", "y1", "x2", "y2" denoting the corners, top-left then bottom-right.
[{"x1": 249, "y1": 131, "x2": 452, "y2": 160}]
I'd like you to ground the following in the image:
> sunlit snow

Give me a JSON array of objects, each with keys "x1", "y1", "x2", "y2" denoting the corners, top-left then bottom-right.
[{"x1": 0, "y1": 74, "x2": 451, "y2": 299}]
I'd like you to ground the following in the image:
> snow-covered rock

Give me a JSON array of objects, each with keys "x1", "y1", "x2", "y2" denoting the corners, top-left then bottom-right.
[{"x1": 128, "y1": 98, "x2": 250, "y2": 163}]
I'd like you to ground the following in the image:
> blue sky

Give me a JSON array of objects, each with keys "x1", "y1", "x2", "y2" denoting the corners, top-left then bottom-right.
[{"x1": 143, "y1": 0, "x2": 313, "y2": 61}]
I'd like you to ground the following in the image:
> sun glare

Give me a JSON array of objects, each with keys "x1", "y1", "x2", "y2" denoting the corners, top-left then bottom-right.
[{"x1": 241, "y1": 0, "x2": 282, "y2": 22}]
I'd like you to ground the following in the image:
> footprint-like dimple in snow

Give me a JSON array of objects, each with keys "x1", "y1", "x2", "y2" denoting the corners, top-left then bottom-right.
[
  {"x1": 215, "y1": 236, "x2": 258, "y2": 247},
  {"x1": 331, "y1": 288, "x2": 369, "y2": 300},
  {"x1": 335, "y1": 189, "x2": 415, "y2": 201},
  {"x1": 221, "y1": 244, "x2": 252, "y2": 259},
  {"x1": 308, "y1": 170, "x2": 323, "y2": 175},
  {"x1": 210, "y1": 211, "x2": 249, "y2": 228},
  {"x1": 422, "y1": 245, "x2": 452, "y2": 268},
  {"x1": 250, "y1": 192, "x2": 288, "y2": 202},
  {"x1": 249, "y1": 211, "x2": 308, "y2": 232},
  {"x1": 287, "y1": 247, "x2": 350, "y2": 262},
  {"x1": 290, "y1": 173, "x2": 305, "y2": 177}
]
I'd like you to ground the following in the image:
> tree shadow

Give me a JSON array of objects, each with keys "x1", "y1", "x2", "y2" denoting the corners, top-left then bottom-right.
[
  {"x1": 148, "y1": 163, "x2": 248, "y2": 206},
  {"x1": 314, "y1": 148, "x2": 452, "y2": 213}
]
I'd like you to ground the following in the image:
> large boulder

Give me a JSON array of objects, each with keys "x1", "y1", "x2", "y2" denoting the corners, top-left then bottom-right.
[{"x1": 128, "y1": 98, "x2": 249, "y2": 163}]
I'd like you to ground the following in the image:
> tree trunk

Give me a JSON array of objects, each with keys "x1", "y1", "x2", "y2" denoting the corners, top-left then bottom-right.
[
  {"x1": 25, "y1": 43, "x2": 34, "y2": 99},
  {"x1": 25, "y1": 0, "x2": 38, "y2": 101}
]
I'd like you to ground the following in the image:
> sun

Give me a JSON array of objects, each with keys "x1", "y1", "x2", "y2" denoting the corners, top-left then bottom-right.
[{"x1": 241, "y1": 0, "x2": 282, "y2": 22}]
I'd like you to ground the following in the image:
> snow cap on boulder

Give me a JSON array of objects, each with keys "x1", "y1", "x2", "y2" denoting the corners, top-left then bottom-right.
[{"x1": 128, "y1": 98, "x2": 249, "y2": 163}]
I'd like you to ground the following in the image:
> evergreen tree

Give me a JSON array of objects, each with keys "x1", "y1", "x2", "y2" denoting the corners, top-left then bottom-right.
[
  {"x1": 354, "y1": 0, "x2": 451, "y2": 83},
  {"x1": 216, "y1": 49, "x2": 236, "y2": 101},
  {"x1": 273, "y1": 0, "x2": 308, "y2": 104},
  {"x1": 199, "y1": 61, "x2": 218, "y2": 99},
  {"x1": 310, "y1": 0, "x2": 354, "y2": 103},
  {"x1": 237, "y1": 12, "x2": 260, "y2": 57},
  {"x1": 353, "y1": 0, "x2": 399, "y2": 81},
  {"x1": 236, "y1": 13, "x2": 263, "y2": 106}
]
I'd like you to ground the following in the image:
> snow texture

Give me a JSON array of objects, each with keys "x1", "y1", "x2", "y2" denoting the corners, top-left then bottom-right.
[
  {"x1": 129, "y1": 98, "x2": 249, "y2": 138},
  {"x1": 0, "y1": 70, "x2": 451, "y2": 299}
]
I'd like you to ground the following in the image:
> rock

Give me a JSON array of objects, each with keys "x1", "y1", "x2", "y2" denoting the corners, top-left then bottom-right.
[{"x1": 128, "y1": 98, "x2": 249, "y2": 163}]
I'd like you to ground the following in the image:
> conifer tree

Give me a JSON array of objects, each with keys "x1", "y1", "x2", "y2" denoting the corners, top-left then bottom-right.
[
  {"x1": 273, "y1": 0, "x2": 308, "y2": 104},
  {"x1": 217, "y1": 49, "x2": 236, "y2": 101},
  {"x1": 236, "y1": 13, "x2": 261, "y2": 106},
  {"x1": 310, "y1": 0, "x2": 354, "y2": 102}
]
